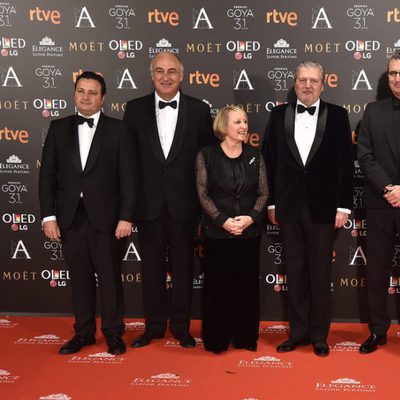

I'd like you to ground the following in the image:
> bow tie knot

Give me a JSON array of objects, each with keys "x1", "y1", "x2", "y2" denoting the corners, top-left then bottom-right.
[
  {"x1": 159, "y1": 100, "x2": 177, "y2": 110},
  {"x1": 297, "y1": 104, "x2": 316, "y2": 115},
  {"x1": 77, "y1": 115, "x2": 94, "y2": 128}
]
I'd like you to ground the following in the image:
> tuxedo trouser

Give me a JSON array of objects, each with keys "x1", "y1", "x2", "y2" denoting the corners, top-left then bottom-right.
[
  {"x1": 202, "y1": 237, "x2": 261, "y2": 351},
  {"x1": 365, "y1": 208, "x2": 400, "y2": 335},
  {"x1": 62, "y1": 200, "x2": 125, "y2": 338},
  {"x1": 280, "y1": 206, "x2": 335, "y2": 343},
  {"x1": 138, "y1": 206, "x2": 196, "y2": 336}
]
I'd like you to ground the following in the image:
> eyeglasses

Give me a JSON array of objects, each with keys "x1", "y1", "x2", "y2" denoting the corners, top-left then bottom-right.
[
  {"x1": 388, "y1": 71, "x2": 400, "y2": 79},
  {"x1": 296, "y1": 78, "x2": 322, "y2": 86}
]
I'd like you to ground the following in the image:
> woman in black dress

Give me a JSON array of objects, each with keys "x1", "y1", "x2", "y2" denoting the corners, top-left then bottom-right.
[{"x1": 196, "y1": 105, "x2": 268, "y2": 354}]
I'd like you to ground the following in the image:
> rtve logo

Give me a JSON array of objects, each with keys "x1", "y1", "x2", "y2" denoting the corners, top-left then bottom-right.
[
  {"x1": 0, "y1": 127, "x2": 29, "y2": 144},
  {"x1": 188, "y1": 71, "x2": 220, "y2": 87},
  {"x1": 266, "y1": 9, "x2": 297, "y2": 26},
  {"x1": 387, "y1": 8, "x2": 400, "y2": 22},
  {"x1": 148, "y1": 9, "x2": 179, "y2": 26},
  {"x1": 29, "y1": 7, "x2": 61, "y2": 24}
]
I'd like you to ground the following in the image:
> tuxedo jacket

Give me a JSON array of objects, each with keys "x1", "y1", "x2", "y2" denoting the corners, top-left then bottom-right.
[
  {"x1": 358, "y1": 97, "x2": 400, "y2": 208},
  {"x1": 39, "y1": 113, "x2": 136, "y2": 232},
  {"x1": 263, "y1": 100, "x2": 354, "y2": 224},
  {"x1": 123, "y1": 91, "x2": 214, "y2": 223}
]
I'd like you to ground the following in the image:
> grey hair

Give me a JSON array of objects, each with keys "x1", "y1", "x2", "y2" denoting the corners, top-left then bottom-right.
[
  {"x1": 388, "y1": 50, "x2": 400, "y2": 70},
  {"x1": 294, "y1": 60, "x2": 324, "y2": 82},
  {"x1": 149, "y1": 51, "x2": 184, "y2": 77}
]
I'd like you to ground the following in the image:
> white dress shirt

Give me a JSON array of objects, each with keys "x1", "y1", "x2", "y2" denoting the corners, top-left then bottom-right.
[
  {"x1": 42, "y1": 111, "x2": 101, "y2": 223},
  {"x1": 155, "y1": 91, "x2": 180, "y2": 158}
]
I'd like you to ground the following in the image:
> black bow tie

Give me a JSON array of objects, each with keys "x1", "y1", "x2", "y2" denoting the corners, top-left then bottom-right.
[
  {"x1": 297, "y1": 104, "x2": 317, "y2": 116},
  {"x1": 159, "y1": 100, "x2": 177, "y2": 110},
  {"x1": 76, "y1": 115, "x2": 94, "y2": 128}
]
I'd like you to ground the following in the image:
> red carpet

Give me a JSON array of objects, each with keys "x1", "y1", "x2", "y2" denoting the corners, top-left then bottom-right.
[{"x1": 1, "y1": 317, "x2": 399, "y2": 399}]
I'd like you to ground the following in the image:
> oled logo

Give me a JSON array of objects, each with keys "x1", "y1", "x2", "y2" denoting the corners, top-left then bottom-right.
[
  {"x1": 192, "y1": 7, "x2": 213, "y2": 29},
  {"x1": 226, "y1": 5, "x2": 254, "y2": 30},
  {"x1": 388, "y1": 276, "x2": 400, "y2": 294},
  {"x1": 32, "y1": 37, "x2": 63, "y2": 57},
  {"x1": 41, "y1": 269, "x2": 70, "y2": 287},
  {"x1": 0, "y1": 155, "x2": 30, "y2": 175},
  {"x1": 267, "y1": 67, "x2": 294, "y2": 91},
  {"x1": 226, "y1": 40, "x2": 260, "y2": 60},
  {"x1": 148, "y1": 9, "x2": 179, "y2": 26},
  {"x1": 347, "y1": 5, "x2": 374, "y2": 29},
  {"x1": 266, "y1": 39, "x2": 297, "y2": 60},
  {"x1": 0, "y1": 37, "x2": 26, "y2": 57},
  {"x1": 29, "y1": 7, "x2": 61, "y2": 24},
  {"x1": 311, "y1": 7, "x2": 333, "y2": 29},
  {"x1": 109, "y1": 39, "x2": 143, "y2": 59},
  {"x1": 352, "y1": 69, "x2": 372, "y2": 90},
  {"x1": 344, "y1": 218, "x2": 367, "y2": 237},
  {"x1": 345, "y1": 40, "x2": 380, "y2": 59},
  {"x1": 148, "y1": 38, "x2": 179, "y2": 58},
  {"x1": 266, "y1": 9, "x2": 297, "y2": 26},
  {"x1": 0, "y1": 3, "x2": 17, "y2": 27},
  {"x1": 1, "y1": 66, "x2": 22, "y2": 87},
  {"x1": 117, "y1": 69, "x2": 137, "y2": 89},
  {"x1": 33, "y1": 98, "x2": 67, "y2": 118},
  {"x1": 265, "y1": 273, "x2": 288, "y2": 292},
  {"x1": 2, "y1": 213, "x2": 35, "y2": 231},
  {"x1": 35, "y1": 65, "x2": 62, "y2": 89},
  {"x1": 74, "y1": 6, "x2": 95, "y2": 28},
  {"x1": 109, "y1": 5, "x2": 135, "y2": 30},
  {"x1": 189, "y1": 70, "x2": 220, "y2": 87}
]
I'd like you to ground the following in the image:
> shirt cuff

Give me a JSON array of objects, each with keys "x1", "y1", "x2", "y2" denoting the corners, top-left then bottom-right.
[
  {"x1": 336, "y1": 208, "x2": 351, "y2": 214},
  {"x1": 268, "y1": 205, "x2": 275, "y2": 210},
  {"x1": 43, "y1": 215, "x2": 57, "y2": 223}
]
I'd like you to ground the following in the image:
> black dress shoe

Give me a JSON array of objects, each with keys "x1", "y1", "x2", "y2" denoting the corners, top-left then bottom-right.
[
  {"x1": 233, "y1": 343, "x2": 258, "y2": 352},
  {"x1": 106, "y1": 335, "x2": 126, "y2": 355},
  {"x1": 313, "y1": 341, "x2": 330, "y2": 357},
  {"x1": 59, "y1": 335, "x2": 95, "y2": 355},
  {"x1": 131, "y1": 331, "x2": 164, "y2": 348},
  {"x1": 276, "y1": 338, "x2": 310, "y2": 353},
  {"x1": 359, "y1": 334, "x2": 387, "y2": 354},
  {"x1": 174, "y1": 331, "x2": 196, "y2": 348}
]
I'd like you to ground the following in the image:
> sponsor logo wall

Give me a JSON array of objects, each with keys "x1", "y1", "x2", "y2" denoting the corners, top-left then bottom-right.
[{"x1": 1, "y1": 0, "x2": 398, "y2": 321}]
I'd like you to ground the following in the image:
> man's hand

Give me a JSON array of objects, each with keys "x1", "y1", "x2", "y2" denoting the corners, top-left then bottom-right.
[
  {"x1": 115, "y1": 220, "x2": 133, "y2": 239},
  {"x1": 234, "y1": 216, "x2": 254, "y2": 234},
  {"x1": 43, "y1": 220, "x2": 61, "y2": 241},
  {"x1": 335, "y1": 211, "x2": 349, "y2": 229},
  {"x1": 384, "y1": 185, "x2": 400, "y2": 207},
  {"x1": 222, "y1": 218, "x2": 242, "y2": 235},
  {"x1": 268, "y1": 209, "x2": 278, "y2": 225}
]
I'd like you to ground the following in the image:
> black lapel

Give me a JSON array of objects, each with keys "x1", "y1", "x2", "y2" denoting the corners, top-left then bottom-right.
[
  {"x1": 166, "y1": 92, "x2": 187, "y2": 165},
  {"x1": 284, "y1": 102, "x2": 303, "y2": 167},
  {"x1": 70, "y1": 116, "x2": 82, "y2": 173},
  {"x1": 148, "y1": 93, "x2": 166, "y2": 164},
  {"x1": 305, "y1": 100, "x2": 327, "y2": 166},
  {"x1": 83, "y1": 113, "x2": 106, "y2": 174}
]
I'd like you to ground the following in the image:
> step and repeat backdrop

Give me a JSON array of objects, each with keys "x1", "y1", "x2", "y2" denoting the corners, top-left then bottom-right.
[{"x1": 1, "y1": 0, "x2": 400, "y2": 321}]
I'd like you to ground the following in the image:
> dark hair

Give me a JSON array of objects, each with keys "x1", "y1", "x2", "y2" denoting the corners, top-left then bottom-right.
[{"x1": 75, "y1": 71, "x2": 106, "y2": 95}]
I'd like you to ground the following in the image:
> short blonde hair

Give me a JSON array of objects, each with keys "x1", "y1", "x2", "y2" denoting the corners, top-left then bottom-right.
[{"x1": 213, "y1": 105, "x2": 247, "y2": 140}]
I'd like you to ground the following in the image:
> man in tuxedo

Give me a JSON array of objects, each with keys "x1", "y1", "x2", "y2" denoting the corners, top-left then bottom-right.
[
  {"x1": 123, "y1": 52, "x2": 214, "y2": 348},
  {"x1": 263, "y1": 61, "x2": 354, "y2": 357},
  {"x1": 39, "y1": 71, "x2": 136, "y2": 355},
  {"x1": 358, "y1": 50, "x2": 400, "y2": 353}
]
